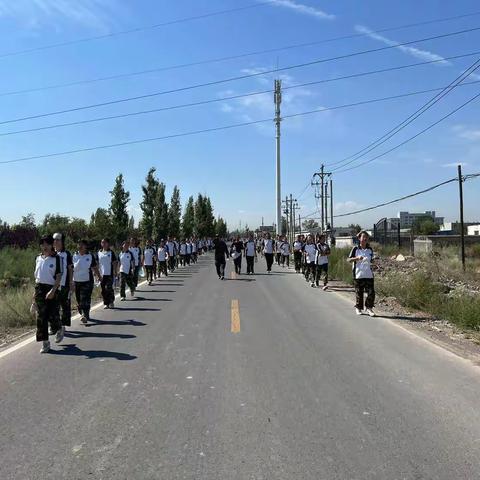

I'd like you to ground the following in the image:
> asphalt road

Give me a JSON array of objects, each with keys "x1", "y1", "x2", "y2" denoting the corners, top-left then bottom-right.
[{"x1": 1, "y1": 253, "x2": 480, "y2": 479}]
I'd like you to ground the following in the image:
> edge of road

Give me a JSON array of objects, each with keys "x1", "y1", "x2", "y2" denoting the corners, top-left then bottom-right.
[{"x1": 0, "y1": 279, "x2": 148, "y2": 360}]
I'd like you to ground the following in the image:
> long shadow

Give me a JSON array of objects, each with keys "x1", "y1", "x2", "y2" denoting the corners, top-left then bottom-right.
[
  {"x1": 49, "y1": 344, "x2": 137, "y2": 360},
  {"x1": 113, "y1": 306, "x2": 161, "y2": 311},
  {"x1": 86, "y1": 318, "x2": 147, "y2": 327},
  {"x1": 328, "y1": 286, "x2": 355, "y2": 293},
  {"x1": 66, "y1": 330, "x2": 136, "y2": 339},
  {"x1": 145, "y1": 289, "x2": 176, "y2": 293},
  {"x1": 225, "y1": 278, "x2": 256, "y2": 282},
  {"x1": 381, "y1": 314, "x2": 426, "y2": 323},
  {"x1": 130, "y1": 297, "x2": 171, "y2": 302},
  {"x1": 252, "y1": 272, "x2": 286, "y2": 276},
  {"x1": 150, "y1": 283, "x2": 184, "y2": 287}
]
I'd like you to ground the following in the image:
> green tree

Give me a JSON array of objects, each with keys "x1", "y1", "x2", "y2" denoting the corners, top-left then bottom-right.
[
  {"x1": 89, "y1": 208, "x2": 113, "y2": 241},
  {"x1": 182, "y1": 196, "x2": 195, "y2": 238},
  {"x1": 109, "y1": 173, "x2": 130, "y2": 242},
  {"x1": 216, "y1": 217, "x2": 228, "y2": 238},
  {"x1": 412, "y1": 216, "x2": 439, "y2": 235},
  {"x1": 168, "y1": 186, "x2": 181, "y2": 238},
  {"x1": 204, "y1": 197, "x2": 215, "y2": 236},
  {"x1": 303, "y1": 219, "x2": 319, "y2": 231},
  {"x1": 153, "y1": 182, "x2": 169, "y2": 241},
  {"x1": 348, "y1": 223, "x2": 362, "y2": 235},
  {"x1": 140, "y1": 167, "x2": 158, "y2": 239},
  {"x1": 194, "y1": 194, "x2": 207, "y2": 237}
]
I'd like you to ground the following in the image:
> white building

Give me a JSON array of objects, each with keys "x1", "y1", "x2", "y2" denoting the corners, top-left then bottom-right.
[
  {"x1": 396, "y1": 211, "x2": 444, "y2": 229},
  {"x1": 467, "y1": 225, "x2": 480, "y2": 236}
]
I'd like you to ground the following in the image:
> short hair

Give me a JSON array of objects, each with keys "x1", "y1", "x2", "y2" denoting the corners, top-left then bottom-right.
[
  {"x1": 357, "y1": 230, "x2": 370, "y2": 239},
  {"x1": 78, "y1": 239, "x2": 89, "y2": 246},
  {"x1": 39, "y1": 235, "x2": 54, "y2": 246},
  {"x1": 101, "y1": 237, "x2": 110, "y2": 243}
]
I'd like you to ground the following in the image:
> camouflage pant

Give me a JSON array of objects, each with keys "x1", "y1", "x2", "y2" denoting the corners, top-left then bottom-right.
[
  {"x1": 101, "y1": 275, "x2": 115, "y2": 306},
  {"x1": 74, "y1": 281, "x2": 93, "y2": 319},
  {"x1": 57, "y1": 286, "x2": 72, "y2": 326},
  {"x1": 132, "y1": 266, "x2": 140, "y2": 288},
  {"x1": 35, "y1": 283, "x2": 61, "y2": 342},
  {"x1": 120, "y1": 272, "x2": 135, "y2": 298}
]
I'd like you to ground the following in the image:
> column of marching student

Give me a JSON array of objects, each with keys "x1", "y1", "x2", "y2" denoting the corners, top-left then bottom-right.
[{"x1": 32, "y1": 234, "x2": 213, "y2": 354}]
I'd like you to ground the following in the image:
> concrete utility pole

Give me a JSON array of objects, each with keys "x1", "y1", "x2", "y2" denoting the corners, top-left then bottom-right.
[
  {"x1": 330, "y1": 178, "x2": 334, "y2": 232},
  {"x1": 274, "y1": 79, "x2": 282, "y2": 236},
  {"x1": 324, "y1": 181, "x2": 328, "y2": 229},
  {"x1": 458, "y1": 164, "x2": 466, "y2": 271}
]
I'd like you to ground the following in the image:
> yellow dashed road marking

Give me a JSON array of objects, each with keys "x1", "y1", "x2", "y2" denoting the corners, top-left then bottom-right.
[{"x1": 231, "y1": 299, "x2": 240, "y2": 333}]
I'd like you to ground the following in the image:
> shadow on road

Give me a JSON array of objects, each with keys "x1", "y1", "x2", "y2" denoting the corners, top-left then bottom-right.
[
  {"x1": 49, "y1": 344, "x2": 137, "y2": 360},
  {"x1": 86, "y1": 318, "x2": 147, "y2": 327},
  {"x1": 65, "y1": 330, "x2": 136, "y2": 339},
  {"x1": 112, "y1": 306, "x2": 161, "y2": 312},
  {"x1": 380, "y1": 314, "x2": 427, "y2": 323},
  {"x1": 225, "y1": 278, "x2": 256, "y2": 282},
  {"x1": 130, "y1": 297, "x2": 171, "y2": 302},
  {"x1": 144, "y1": 289, "x2": 176, "y2": 293}
]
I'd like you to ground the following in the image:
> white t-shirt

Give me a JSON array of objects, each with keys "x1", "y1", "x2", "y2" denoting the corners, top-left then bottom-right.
[
  {"x1": 293, "y1": 241, "x2": 303, "y2": 252},
  {"x1": 143, "y1": 247, "x2": 155, "y2": 266},
  {"x1": 180, "y1": 243, "x2": 187, "y2": 255},
  {"x1": 281, "y1": 242, "x2": 290, "y2": 255},
  {"x1": 316, "y1": 243, "x2": 330, "y2": 266},
  {"x1": 129, "y1": 247, "x2": 141, "y2": 267},
  {"x1": 245, "y1": 241, "x2": 256, "y2": 256},
  {"x1": 35, "y1": 254, "x2": 61, "y2": 286},
  {"x1": 56, "y1": 250, "x2": 72, "y2": 287},
  {"x1": 73, "y1": 252, "x2": 96, "y2": 282},
  {"x1": 119, "y1": 251, "x2": 133, "y2": 274},
  {"x1": 166, "y1": 241, "x2": 176, "y2": 256},
  {"x1": 350, "y1": 246, "x2": 374, "y2": 279},
  {"x1": 263, "y1": 239, "x2": 274, "y2": 254},
  {"x1": 186, "y1": 243, "x2": 192, "y2": 254},
  {"x1": 157, "y1": 247, "x2": 168, "y2": 262},
  {"x1": 304, "y1": 244, "x2": 317, "y2": 263},
  {"x1": 98, "y1": 249, "x2": 116, "y2": 276}
]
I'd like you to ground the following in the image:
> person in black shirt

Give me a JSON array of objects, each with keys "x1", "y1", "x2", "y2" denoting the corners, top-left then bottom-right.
[{"x1": 213, "y1": 235, "x2": 229, "y2": 280}]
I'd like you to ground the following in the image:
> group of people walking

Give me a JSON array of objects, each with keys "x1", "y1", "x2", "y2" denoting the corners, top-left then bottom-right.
[
  {"x1": 212, "y1": 230, "x2": 376, "y2": 316},
  {"x1": 32, "y1": 233, "x2": 213, "y2": 353}
]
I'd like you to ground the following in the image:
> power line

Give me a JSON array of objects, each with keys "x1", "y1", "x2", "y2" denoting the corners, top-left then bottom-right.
[
  {"x1": 334, "y1": 90, "x2": 480, "y2": 174},
  {"x1": 1, "y1": 26, "x2": 479, "y2": 127},
  {"x1": 2, "y1": 11, "x2": 480, "y2": 97},
  {"x1": 2, "y1": 82, "x2": 480, "y2": 166},
  {"x1": 329, "y1": 56, "x2": 480, "y2": 170},
  {"x1": 0, "y1": 1, "x2": 277, "y2": 60},
  {"x1": 3, "y1": 77, "x2": 480, "y2": 138}
]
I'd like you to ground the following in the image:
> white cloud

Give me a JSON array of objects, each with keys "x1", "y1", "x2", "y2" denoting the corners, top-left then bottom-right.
[
  {"x1": 0, "y1": 0, "x2": 120, "y2": 31},
  {"x1": 269, "y1": 0, "x2": 335, "y2": 20},
  {"x1": 334, "y1": 201, "x2": 364, "y2": 213},
  {"x1": 458, "y1": 128, "x2": 480, "y2": 141},
  {"x1": 355, "y1": 25, "x2": 450, "y2": 65},
  {"x1": 442, "y1": 162, "x2": 468, "y2": 168}
]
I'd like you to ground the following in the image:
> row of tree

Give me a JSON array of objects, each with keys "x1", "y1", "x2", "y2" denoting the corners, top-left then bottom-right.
[{"x1": 0, "y1": 168, "x2": 227, "y2": 249}]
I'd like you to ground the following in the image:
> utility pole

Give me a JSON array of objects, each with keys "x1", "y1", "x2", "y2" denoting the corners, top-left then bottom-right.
[
  {"x1": 298, "y1": 214, "x2": 301, "y2": 235},
  {"x1": 330, "y1": 178, "x2": 334, "y2": 233},
  {"x1": 458, "y1": 164, "x2": 466, "y2": 271},
  {"x1": 274, "y1": 79, "x2": 282, "y2": 236},
  {"x1": 312, "y1": 164, "x2": 332, "y2": 232}
]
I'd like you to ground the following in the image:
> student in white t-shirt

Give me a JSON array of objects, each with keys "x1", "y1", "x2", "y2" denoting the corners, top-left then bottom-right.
[
  {"x1": 33, "y1": 235, "x2": 63, "y2": 353},
  {"x1": 303, "y1": 235, "x2": 317, "y2": 287},
  {"x1": 348, "y1": 231, "x2": 376, "y2": 317},
  {"x1": 315, "y1": 233, "x2": 331, "y2": 290},
  {"x1": 157, "y1": 241, "x2": 169, "y2": 277},
  {"x1": 280, "y1": 236, "x2": 291, "y2": 268},
  {"x1": 129, "y1": 237, "x2": 142, "y2": 288},
  {"x1": 119, "y1": 241, "x2": 136, "y2": 300},
  {"x1": 293, "y1": 235, "x2": 303, "y2": 273},
  {"x1": 98, "y1": 238, "x2": 118, "y2": 309},
  {"x1": 263, "y1": 233, "x2": 275, "y2": 273},
  {"x1": 143, "y1": 239, "x2": 156, "y2": 285},
  {"x1": 244, "y1": 233, "x2": 257, "y2": 275}
]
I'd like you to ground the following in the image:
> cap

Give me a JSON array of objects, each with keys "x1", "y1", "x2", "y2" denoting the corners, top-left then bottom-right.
[{"x1": 53, "y1": 232, "x2": 62, "y2": 240}]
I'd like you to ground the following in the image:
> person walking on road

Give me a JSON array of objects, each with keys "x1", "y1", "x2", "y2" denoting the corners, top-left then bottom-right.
[
  {"x1": 166, "y1": 237, "x2": 177, "y2": 272},
  {"x1": 143, "y1": 239, "x2": 156, "y2": 285},
  {"x1": 119, "y1": 241, "x2": 136, "y2": 300},
  {"x1": 303, "y1": 234, "x2": 317, "y2": 287},
  {"x1": 53, "y1": 232, "x2": 73, "y2": 334},
  {"x1": 33, "y1": 235, "x2": 63, "y2": 353},
  {"x1": 315, "y1": 234, "x2": 330, "y2": 290},
  {"x1": 280, "y1": 236, "x2": 291, "y2": 268},
  {"x1": 73, "y1": 240, "x2": 100, "y2": 325},
  {"x1": 348, "y1": 231, "x2": 376, "y2": 316},
  {"x1": 275, "y1": 236, "x2": 282, "y2": 266},
  {"x1": 157, "y1": 241, "x2": 169, "y2": 277},
  {"x1": 293, "y1": 235, "x2": 303, "y2": 273},
  {"x1": 230, "y1": 236, "x2": 244, "y2": 274},
  {"x1": 213, "y1": 235, "x2": 229, "y2": 280},
  {"x1": 263, "y1": 233, "x2": 274, "y2": 273},
  {"x1": 98, "y1": 238, "x2": 118, "y2": 309},
  {"x1": 244, "y1": 233, "x2": 257, "y2": 275},
  {"x1": 129, "y1": 238, "x2": 142, "y2": 288}
]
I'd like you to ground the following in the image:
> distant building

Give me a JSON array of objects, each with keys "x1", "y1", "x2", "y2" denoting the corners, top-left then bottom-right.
[
  {"x1": 441, "y1": 222, "x2": 480, "y2": 235},
  {"x1": 386, "y1": 211, "x2": 444, "y2": 229},
  {"x1": 467, "y1": 225, "x2": 480, "y2": 236},
  {"x1": 257, "y1": 225, "x2": 274, "y2": 233}
]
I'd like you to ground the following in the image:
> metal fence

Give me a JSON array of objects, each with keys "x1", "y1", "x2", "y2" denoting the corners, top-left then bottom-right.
[{"x1": 373, "y1": 218, "x2": 412, "y2": 251}]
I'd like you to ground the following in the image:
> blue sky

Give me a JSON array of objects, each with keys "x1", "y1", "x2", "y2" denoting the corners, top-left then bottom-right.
[{"x1": 1, "y1": 0, "x2": 479, "y2": 230}]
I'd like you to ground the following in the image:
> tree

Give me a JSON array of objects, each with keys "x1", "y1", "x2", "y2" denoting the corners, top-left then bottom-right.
[
  {"x1": 89, "y1": 208, "x2": 113, "y2": 241},
  {"x1": 194, "y1": 194, "x2": 207, "y2": 237},
  {"x1": 109, "y1": 173, "x2": 130, "y2": 242},
  {"x1": 412, "y1": 216, "x2": 439, "y2": 235},
  {"x1": 153, "y1": 182, "x2": 169, "y2": 241},
  {"x1": 182, "y1": 196, "x2": 195, "y2": 238},
  {"x1": 216, "y1": 217, "x2": 228, "y2": 238},
  {"x1": 204, "y1": 197, "x2": 215, "y2": 237},
  {"x1": 303, "y1": 219, "x2": 319, "y2": 231},
  {"x1": 348, "y1": 223, "x2": 362, "y2": 235},
  {"x1": 168, "y1": 186, "x2": 181, "y2": 238},
  {"x1": 140, "y1": 167, "x2": 158, "y2": 239}
]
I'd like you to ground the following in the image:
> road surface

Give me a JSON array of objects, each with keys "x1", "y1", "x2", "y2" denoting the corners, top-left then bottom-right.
[{"x1": 1, "y1": 254, "x2": 480, "y2": 479}]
